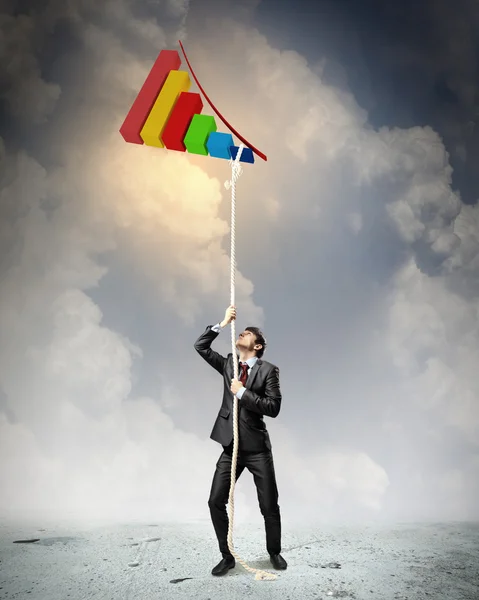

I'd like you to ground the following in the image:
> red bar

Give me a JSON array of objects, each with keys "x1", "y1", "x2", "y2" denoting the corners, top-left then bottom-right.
[
  {"x1": 162, "y1": 92, "x2": 203, "y2": 152},
  {"x1": 120, "y1": 50, "x2": 181, "y2": 144}
]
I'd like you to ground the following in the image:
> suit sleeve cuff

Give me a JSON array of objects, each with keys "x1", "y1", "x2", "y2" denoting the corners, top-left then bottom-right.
[
  {"x1": 211, "y1": 323, "x2": 222, "y2": 333},
  {"x1": 236, "y1": 386, "x2": 246, "y2": 399}
]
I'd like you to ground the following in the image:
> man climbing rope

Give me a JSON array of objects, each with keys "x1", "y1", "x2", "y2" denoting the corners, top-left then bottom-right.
[{"x1": 194, "y1": 305, "x2": 287, "y2": 576}]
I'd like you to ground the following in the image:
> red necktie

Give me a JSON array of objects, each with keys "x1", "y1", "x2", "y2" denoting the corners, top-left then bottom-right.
[{"x1": 239, "y1": 362, "x2": 248, "y2": 386}]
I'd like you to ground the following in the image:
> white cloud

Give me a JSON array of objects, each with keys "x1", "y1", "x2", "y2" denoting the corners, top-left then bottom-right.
[
  {"x1": 346, "y1": 212, "x2": 362, "y2": 233},
  {"x1": 386, "y1": 259, "x2": 479, "y2": 444},
  {"x1": 0, "y1": 147, "x2": 228, "y2": 523}
]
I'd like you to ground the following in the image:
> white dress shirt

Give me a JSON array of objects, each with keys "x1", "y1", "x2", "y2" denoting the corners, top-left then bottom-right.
[{"x1": 211, "y1": 323, "x2": 258, "y2": 399}]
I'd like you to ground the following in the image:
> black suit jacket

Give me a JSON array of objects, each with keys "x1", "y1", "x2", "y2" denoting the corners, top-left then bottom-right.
[{"x1": 194, "y1": 325, "x2": 282, "y2": 452}]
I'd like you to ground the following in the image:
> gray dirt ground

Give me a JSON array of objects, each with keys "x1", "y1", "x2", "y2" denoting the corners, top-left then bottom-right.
[{"x1": 0, "y1": 519, "x2": 478, "y2": 600}]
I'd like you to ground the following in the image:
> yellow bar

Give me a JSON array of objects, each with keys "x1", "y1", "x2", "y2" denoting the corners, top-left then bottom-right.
[{"x1": 140, "y1": 70, "x2": 191, "y2": 147}]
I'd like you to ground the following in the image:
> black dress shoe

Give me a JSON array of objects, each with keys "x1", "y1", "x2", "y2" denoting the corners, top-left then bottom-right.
[
  {"x1": 270, "y1": 553, "x2": 287, "y2": 570},
  {"x1": 211, "y1": 556, "x2": 235, "y2": 576}
]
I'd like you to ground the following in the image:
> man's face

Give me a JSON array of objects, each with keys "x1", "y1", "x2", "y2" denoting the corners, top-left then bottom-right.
[{"x1": 236, "y1": 330, "x2": 257, "y2": 353}]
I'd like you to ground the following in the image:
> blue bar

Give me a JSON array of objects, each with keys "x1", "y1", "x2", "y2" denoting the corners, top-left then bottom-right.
[
  {"x1": 229, "y1": 146, "x2": 254, "y2": 164},
  {"x1": 206, "y1": 131, "x2": 233, "y2": 159}
]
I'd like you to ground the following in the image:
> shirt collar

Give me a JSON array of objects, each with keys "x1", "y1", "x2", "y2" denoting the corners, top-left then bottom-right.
[{"x1": 239, "y1": 356, "x2": 258, "y2": 368}]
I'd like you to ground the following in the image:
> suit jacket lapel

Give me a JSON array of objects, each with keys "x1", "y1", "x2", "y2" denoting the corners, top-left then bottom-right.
[
  {"x1": 246, "y1": 359, "x2": 262, "y2": 389},
  {"x1": 228, "y1": 356, "x2": 262, "y2": 389}
]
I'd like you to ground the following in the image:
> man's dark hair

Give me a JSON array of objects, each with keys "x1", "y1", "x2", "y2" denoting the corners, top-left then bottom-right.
[{"x1": 245, "y1": 326, "x2": 267, "y2": 358}]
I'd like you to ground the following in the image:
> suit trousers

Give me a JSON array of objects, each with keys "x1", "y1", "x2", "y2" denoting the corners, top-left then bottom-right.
[{"x1": 208, "y1": 446, "x2": 282, "y2": 559}]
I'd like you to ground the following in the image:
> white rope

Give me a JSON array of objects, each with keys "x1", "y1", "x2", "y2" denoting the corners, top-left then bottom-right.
[{"x1": 223, "y1": 145, "x2": 277, "y2": 581}]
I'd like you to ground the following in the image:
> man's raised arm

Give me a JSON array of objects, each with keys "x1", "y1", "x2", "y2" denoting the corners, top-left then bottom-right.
[{"x1": 194, "y1": 305, "x2": 236, "y2": 374}]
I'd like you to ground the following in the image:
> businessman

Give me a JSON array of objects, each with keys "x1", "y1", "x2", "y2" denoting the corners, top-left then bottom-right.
[{"x1": 194, "y1": 305, "x2": 287, "y2": 576}]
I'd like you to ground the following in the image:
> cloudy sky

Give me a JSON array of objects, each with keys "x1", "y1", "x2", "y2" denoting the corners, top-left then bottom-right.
[{"x1": 0, "y1": 0, "x2": 478, "y2": 527}]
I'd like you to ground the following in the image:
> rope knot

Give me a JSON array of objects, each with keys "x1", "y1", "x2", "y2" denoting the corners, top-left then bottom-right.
[{"x1": 224, "y1": 144, "x2": 245, "y2": 190}]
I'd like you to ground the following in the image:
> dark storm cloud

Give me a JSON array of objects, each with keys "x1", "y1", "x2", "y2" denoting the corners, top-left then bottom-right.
[
  {"x1": 256, "y1": 0, "x2": 479, "y2": 205},
  {"x1": 0, "y1": 0, "x2": 189, "y2": 145}
]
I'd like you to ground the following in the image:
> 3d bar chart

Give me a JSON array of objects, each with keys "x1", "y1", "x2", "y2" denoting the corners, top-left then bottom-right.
[{"x1": 119, "y1": 45, "x2": 268, "y2": 164}]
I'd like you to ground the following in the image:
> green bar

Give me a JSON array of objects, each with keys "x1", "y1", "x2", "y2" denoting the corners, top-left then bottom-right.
[{"x1": 184, "y1": 114, "x2": 217, "y2": 155}]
